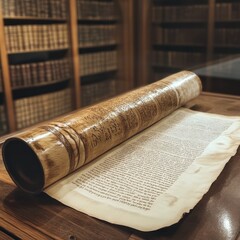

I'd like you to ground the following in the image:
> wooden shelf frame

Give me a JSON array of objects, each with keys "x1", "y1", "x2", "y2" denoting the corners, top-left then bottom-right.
[
  {"x1": 3, "y1": 16, "x2": 67, "y2": 22},
  {"x1": 117, "y1": 0, "x2": 134, "y2": 92},
  {"x1": 69, "y1": 0, "x2": 81, "y2": 109},
  {"x1": 0, "y1": 4, "x2": 16, "y2": 132}
]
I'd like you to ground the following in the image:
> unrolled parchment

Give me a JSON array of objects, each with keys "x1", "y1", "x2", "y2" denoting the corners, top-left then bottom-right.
[{"x1": 2, "y1": 71, "x2": 202, "y2": 193}]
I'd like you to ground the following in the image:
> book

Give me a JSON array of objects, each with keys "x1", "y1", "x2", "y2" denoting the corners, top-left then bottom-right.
[
  {"x1": 81, "y1": 78, "x2": 117, "y2": 106},
  {"x1": 153, "y1": 50, "x2": 205, "y2": 69},
  {"x1": 80, "y1": 50, "x2": 117, "y2": 76},
  {"x1": 152, "y1": 4, "x2": 208, "y2": 23},
  {"x1": 5, "y1": 24, "x2": 69, "y2": 53},
  {"x1": 77, "y1": 0, "x2": 116, "y2": 20},
  {"x1": 2, "y1": 71, "x2": 240, "y2": 231},
  {"x1": 10, "y1": 58, "x2": 71, "y2": 88},
  {"x1": 14, "y1": 88, "x2": 72, "y2": 129},
  {"x1": 1, "y1": 0, "x2": 67, "y2": 19}
]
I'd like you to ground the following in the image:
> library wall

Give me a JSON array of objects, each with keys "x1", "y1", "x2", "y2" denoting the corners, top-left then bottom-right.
[
  {"x1": 77, "y1": 0, "x2": 119, "y2": 107},
  {"x1": 0, "y1": 0, "x2": 132, "y2": 136},
  {"x1": 0, "y1": 0, "x2": 74, "y2": 133},
  {"x1": 151, "y1": 1, "x2": 209, "y2": 82},
  {"x1": 0, "y1": 0, "x2": 239, "y2": 136},
  {"x1": 148, "y1": 0, "x2": 240, "y2": 94}
]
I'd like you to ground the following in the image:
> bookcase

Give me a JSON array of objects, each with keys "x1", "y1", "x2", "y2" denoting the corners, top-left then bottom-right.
[
  {"x1": 204, "y1": 0, "x2": 240, "y2": 95},
  {"x1": 0, "y1": 0, "x2": 74, "y2": 131},
  {"x1": 77, "y1": 0, "x2": 119, "y2": 107},
  {"x1": 0, "y1": 0, "x2": 134, "y2": 135},
  {"x1": 137, "y1": 0, "x2": 240, "y2": 95},
  {"x1": 214, "y1": 0, "x2": 240, "y2": 57},
  {"x1": 140, "y1": 0, "x2": 209, "y2": 85}
]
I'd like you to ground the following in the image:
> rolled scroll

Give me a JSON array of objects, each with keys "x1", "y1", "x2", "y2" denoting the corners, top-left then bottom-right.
[{"x1": 2, "y1": 71, "x2": 202, "y2": 194}]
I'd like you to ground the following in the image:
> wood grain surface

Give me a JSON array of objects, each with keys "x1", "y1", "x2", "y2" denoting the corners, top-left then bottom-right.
[
  {"x1": 0, "y1": 228, "x2": 16, "y2": 240},
  {"x1": 0, "y1": 92, "x2": 240, "y2": 240}
]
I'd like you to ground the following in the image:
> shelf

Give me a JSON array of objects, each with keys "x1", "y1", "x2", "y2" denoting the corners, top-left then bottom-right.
[
  {"x1": 153, "y1": 44, "x2": 207, "y2": 52},
  {"x1": 214, "y1": 45, "x2": 240, "y2": 54},
  {"x1": 153, "y1": 21, "x2": 207, "y2": 28},
  {"x1": 79, "y1": 42, "x2": 117, "y2": 49},
  {"x1": 12, "y1": 78, "x2": 70, "y2": 91},
  {"x1": 13, "y1": 79, "x2": 69, "y2": 99},
  {"x1": 8, "y1": 48, "x2": 69, "y2": 55},
  {"x1": 153, "y1": 0, "x2": 208, "y2": 6},
  {"x1": 215, "y1": 20, "x2": 240, "y2": 28},
  {"x1": 81, "y1": 70, "x2": 117, "y2": 84},
  {"x1": 216, "y1": 0, "x2": 240, "y2": 3},
  {"x1": 79, "y1": 44, "x2": 117, "y2": 53},
  {"x1": 4, "y1": 16, "x2": 67, "y2": 24},
  {"x1": 9, "y1": 51, "x2": 69, "y2": 65},
  {"x1": 78, "y1": 18, "x2": 118, "y2": 24}
]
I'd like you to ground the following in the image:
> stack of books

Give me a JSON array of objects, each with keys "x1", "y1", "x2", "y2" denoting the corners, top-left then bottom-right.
[
  {"x1": 215, "y1": 2, "x2": 240, "y2": 20},
  {"x1": 78, "y1": 25, "x2": 117, "y2": 47},
  {"x1": 77, "y1": 0, "x2": 116, "y2": 20},
  {"x1": 153, "y1": 51, "x2": 206, "y2": 68},
  {"x1": 1, "y1": 0, "x2": 67, "y2": 18},
  {"x1": 15, "y1": 88, "x2": 72, "y2": 129},
  {"x1": 81, "y1": 78, "x2": 117, "y2": 106},
  {"x1": 10, "y1": 58, "x2": 71, "y2": 88},
  {"x1": 4, "y1": 24, "x2": 69, "y2": 53},
  {"x1": 152, "y1": 5, "x2": 208, "y2": 22},
  {"x1": 80, "y1": 50, "x2": 117, "y2": 76}
]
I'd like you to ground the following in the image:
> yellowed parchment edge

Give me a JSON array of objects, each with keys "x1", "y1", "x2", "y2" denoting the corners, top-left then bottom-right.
[{"x1": 45, "y1": 108, "x2": 240, "y2": 231}]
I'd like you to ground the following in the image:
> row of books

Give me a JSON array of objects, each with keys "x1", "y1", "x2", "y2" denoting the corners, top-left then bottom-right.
[
  {"x1": 78, "y1": 25, "x2": 117, "y2": 47},
  {"x1": 15, "y1": 88, "x2": 72, "y2": 129},
  {"x1": 152, "y1": 51, "x2": 206, "y2": 69},
  {"x1": 154, "y1": 27, "x2": 207, "y2": 45},
  {"x1": 214, "y1": 29, "x2": 240, "y2": 46},
  {"x1": 152, "y1": 2, "x2": 240, "y2": 22},
  {"x1": 10, "y1": 58, "x2": 71, "y2": 89},
  {"x1": 81, "y1": 78, "x2": 117, "y2": 107},
  {"x1": 0, "y1": 68, "x2": 3, "y2": 92},
  {"x1": 80, "y1": 51, "x2": 118, "y2": 76},
  {"x1": 152, "y1": 5, "x2": 208, "y2": 22},
  {"x1": 4, "y1": 24, "x2": 69, "y2": 53},
  {"x1": 0, "y1": 104, "x2": 8, "y2": 135},
  {"x1": 1, "y1": 0, "x2": 67, "y2": 19},
  {"x1": 215, "y1": 2, "x2": 240, "y2": 21},
  {"x1": 77, "y1": 0, "x2": 116, "y2": 20}
]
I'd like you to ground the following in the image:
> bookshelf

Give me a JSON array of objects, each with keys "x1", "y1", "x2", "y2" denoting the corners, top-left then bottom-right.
[
  {"x1": 137, "y1": 0, "x2": 240, "y2": 95},
  {"x1": 0, "y1": 0, "x2": 74, "y2": 132},
  {"x1": 150, "y1": 0, "x2": 209, "y2": 83},
  {"x1": 0, "y1": 0, "x2": 134, "y2": 135},
  {"x1": 77, "y1": 0, "x2": 119, "y2": 107},
  {"x1": 214, "y1": 0, "x2": 240, "y2": 57},
  {"x1": 0, "y1": 60, "x2": 8, "y2": 135}
]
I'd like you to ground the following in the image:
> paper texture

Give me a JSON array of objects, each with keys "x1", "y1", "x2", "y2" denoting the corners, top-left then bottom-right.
[
  {"x1": 45, "y1": 108, "x2": 240, "y2": 231},
  {"x1": 2, "y1": 71, "x2": 202, "y2": 193}
]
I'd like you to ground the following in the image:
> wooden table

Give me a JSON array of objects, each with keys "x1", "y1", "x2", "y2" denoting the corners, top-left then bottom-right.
[{"x1": 0, "y1": 92, "x2": 240, "y2": 240}]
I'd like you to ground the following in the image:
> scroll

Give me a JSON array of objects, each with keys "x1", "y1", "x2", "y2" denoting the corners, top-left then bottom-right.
[{"x1": 2, "y1": 71, "x2": 240, "y2": 231}]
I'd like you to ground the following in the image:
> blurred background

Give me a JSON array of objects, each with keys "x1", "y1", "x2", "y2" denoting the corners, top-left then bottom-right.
[{"x1": 0, "y1": 0, "x2": 239, "y2": 136}]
